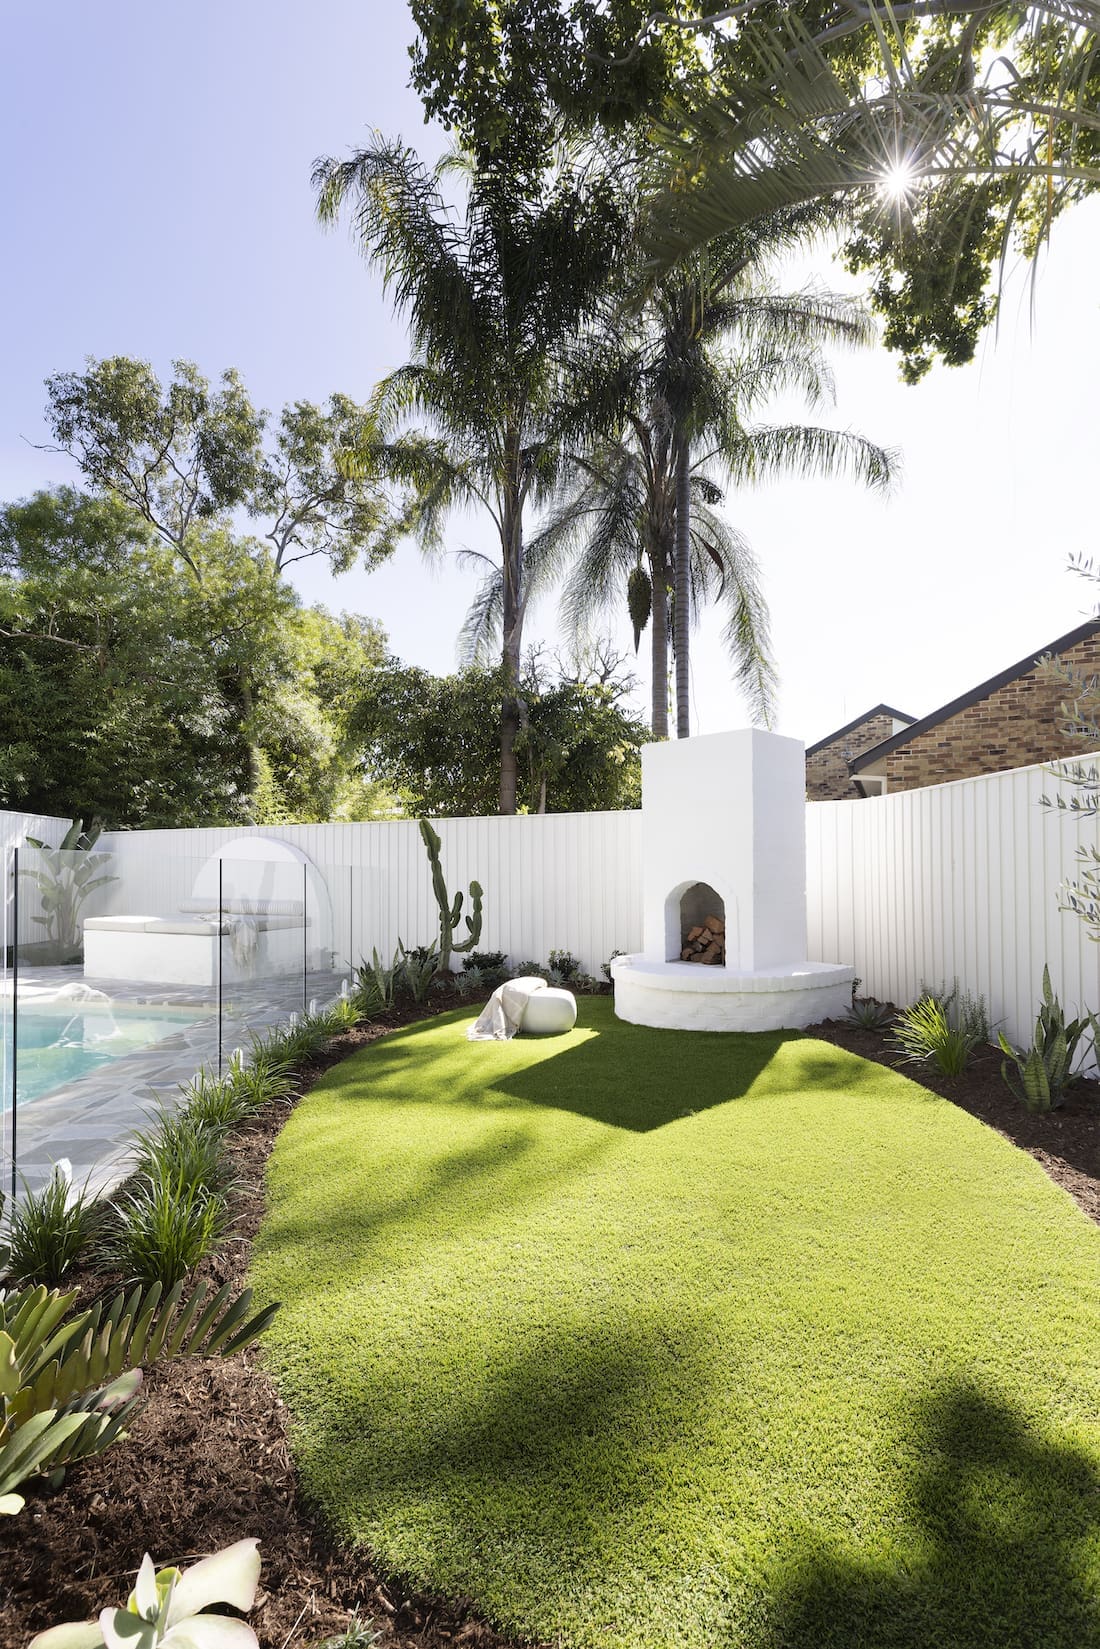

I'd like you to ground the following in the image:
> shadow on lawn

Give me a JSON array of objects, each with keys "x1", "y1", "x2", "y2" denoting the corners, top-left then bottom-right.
[
  {"x1": 493, "y1": 1014, "x2": 794, "y2": 1133},
  {"x1": 764, "y1": 1381, "x2": 1100, "y2": 1649},
  {"x1": 309, "y1": 1316, "x2": 1100, "y2": 1649}
]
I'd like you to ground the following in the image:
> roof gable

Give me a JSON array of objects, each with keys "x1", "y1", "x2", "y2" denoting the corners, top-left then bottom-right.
[
  {"x1": 849, "y1": 618, "x2": 1100, "y2": 774},
  {"x1": 805, "y1": 704, "x2": 916, "y2": 759}
]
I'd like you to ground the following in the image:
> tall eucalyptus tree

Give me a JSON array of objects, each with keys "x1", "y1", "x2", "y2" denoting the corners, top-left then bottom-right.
[{"x1": 314, "y1": 137, "x2": 628, "y2": 813}]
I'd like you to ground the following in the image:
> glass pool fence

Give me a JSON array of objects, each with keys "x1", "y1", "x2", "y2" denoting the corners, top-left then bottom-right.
[{"x1": 1, "y1": 843, "x2": 358, "y2": 1199}]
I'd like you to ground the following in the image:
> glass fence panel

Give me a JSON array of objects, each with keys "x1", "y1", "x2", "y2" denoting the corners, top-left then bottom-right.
[
  {"x1": 4, "y1": 842, "x2": 360, "y2": 1197},
  {"x1": 2, "y1": 850, "x2": 14, "y2": 1197},
  {"x1": 217, "y1": 850, "x2": 308, "y2": 1059},
  {"x1": 12, "y1": 847, "x2": 221, "y2": 1195},
  {"x1": 309, "y1": 861, "x2": 354, "y2": 1009}
]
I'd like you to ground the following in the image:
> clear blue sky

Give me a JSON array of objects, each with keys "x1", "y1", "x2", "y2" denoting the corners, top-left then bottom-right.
[{"x1": 3, "y1": 1, "x2": 1099, "y2": 746}]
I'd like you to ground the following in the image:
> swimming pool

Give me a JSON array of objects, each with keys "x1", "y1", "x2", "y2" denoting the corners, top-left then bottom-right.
[{"x1": 2, "y1": 1001, "x2": 204, "y2": 1108}]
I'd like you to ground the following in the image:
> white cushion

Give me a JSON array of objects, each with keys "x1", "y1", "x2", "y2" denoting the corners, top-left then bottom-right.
[{"x1": 520, "y1": 986, "x2": 577, "y2": 1035}]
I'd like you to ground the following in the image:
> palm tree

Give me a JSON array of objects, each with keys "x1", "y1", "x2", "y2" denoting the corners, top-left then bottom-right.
[
  {"x1": 464, "y1": 233, "x2": 896, "y2": 738},
  {"x1": 641, "y1": 3, "x2": 1100, "y2": 284},
  {"x1": 314, "y1": 137, "x2": 626, "y2": 813}
]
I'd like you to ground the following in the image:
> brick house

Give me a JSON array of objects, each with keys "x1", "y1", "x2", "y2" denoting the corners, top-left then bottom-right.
[
  {"x1": 808, "y1": 618, "x2": 1100, "y2": 798},
  {"x1": 805, "y1": 705, "x2": 916, "y2": 799}
]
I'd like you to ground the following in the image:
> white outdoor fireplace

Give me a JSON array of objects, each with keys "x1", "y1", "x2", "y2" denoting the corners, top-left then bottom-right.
[{"x1": 611, "y1": 728, "x2": 854, "y2": 1031}]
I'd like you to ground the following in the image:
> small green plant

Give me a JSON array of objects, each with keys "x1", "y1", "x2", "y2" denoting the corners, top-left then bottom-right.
[
  {"x1": 548, "y1": 948, "x2": 581, "y2": 981},
  {"x1": 0, "y1": 1277, "x2": 277, "y2": 1515},
  {"x1": 100, "y1": 1174, "x2": 227, "y2": 1288},
  {"x1": 512, "y1": 959, "x2": 551, "y2": 981},
  {"x1": 457, "y1": 964, "x2": 487, "y2": 997},
  {"x1": 317, "y1": 997, "x2": 361, "y2": 1034},
  {"x1": 29, "y1": 1538, "x2": 262, "y2": 1649},
  {"x1": 354, "y1": 948, "x2": 398, "y2": 1018},
  {"x1": 131, "y1": 1112, "x2": 231, "y2": 1199},
  {"x1": 235, "y1": 1045, "x2": 297, "y2": 1107},
  {"x1": 395, "y1": 940, "x2": 440, "y2": 1004},
  {"x1": 177, "y1": 1068, "x2": 254, "y2": 1133},
  {"x1": 464, "y1": 950, "x2": 507, "y2": 973},
  {"x1": 5, "y1": 1164, "x2": 99, "y2": 1286},
  {"x1": 891, "y1": 995, "x2": 982, "y2": 1077},
  {"x1": 418, "y1": 817, "x2": 484, "y2": 971},
  {"x1": 318, "y1": 1612, "x2": 382, "y2": 1649},
  {"x1": 846, "y1": 997, "x2": 894, "y2": 1031},
  {"x1": 267, "y1": 1012, "x2": 331, "y2": 1063},
  {"x1": 998, "y1": 966, "x2": 1099, "y2": 1112},
  {"x1": 602, "y1": 949, "x2": 626, "y2": 983}
]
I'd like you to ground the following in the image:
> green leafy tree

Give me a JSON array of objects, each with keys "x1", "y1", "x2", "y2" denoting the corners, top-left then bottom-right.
[
  {"x1": 43, "y1": 357, "x2": 394, "y2": 575},
  {"x1": 412, "y1": 0, "x2": 1100, "y2": 380},
  {"x1": 313, "y1": 136, "x2": 629, "y2": 812},
  {"x1": 352, "y1": 652, "x2": 647, "y2": 816},
  {"x1": 0, "y1": 489, "x2": 389, "y2": 827},
  {"x1": 640, "y1": 2, "x2": 1100, "y2": 380}
]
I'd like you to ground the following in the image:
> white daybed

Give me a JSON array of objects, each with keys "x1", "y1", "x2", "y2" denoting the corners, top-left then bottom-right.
[{"x1": 83, "y1": 837, "x2": 332, "y2": 987}]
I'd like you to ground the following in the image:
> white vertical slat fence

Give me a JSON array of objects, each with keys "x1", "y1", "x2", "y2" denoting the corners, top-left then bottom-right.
[
  {"x1": 97, "y1": 812, "x2": 645, "y2": 979},
  {"x1": 806, "y1": 760, "x2": 1100, "y2": 1062}
]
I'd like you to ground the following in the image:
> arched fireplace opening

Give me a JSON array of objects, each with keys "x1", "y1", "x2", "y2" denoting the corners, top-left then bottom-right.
[{"x1": 676, "y1": 881, "x2": 725, "y2": 965}]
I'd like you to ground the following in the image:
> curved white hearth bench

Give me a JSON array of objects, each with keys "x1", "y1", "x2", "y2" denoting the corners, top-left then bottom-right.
[{"x1": 611, "y1": 956, "x2": 854, "y2": 1033}]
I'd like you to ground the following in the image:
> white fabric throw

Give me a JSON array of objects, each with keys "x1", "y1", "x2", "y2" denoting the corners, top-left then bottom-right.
[
  {"x1": 467, "y1": 976, "x2": 548, "y2": 1041},
  {"x1": 198, "y1": 911, "x2": 262, "y2": 967}
]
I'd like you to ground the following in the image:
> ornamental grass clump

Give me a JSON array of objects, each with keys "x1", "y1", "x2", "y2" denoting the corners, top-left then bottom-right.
[
  {"x1": 101, "y1": 1174, "x2": 227, "y2": 1289},
  {"x1": 891, "y1": 994, "x2": 982, "y2": 1077},
  {"x1": 998, "y1": 965, "x2": 1098, "y2": 1112},
  {"x1": 5, "y1": 1164, "x2": 99, "y2": 1287},
  {"x1": 176, "y1": 1069, "x2": 255, "y2": 1134},
  {"x1": 131, "y1": 1112, "x2": 231, "y2": 1200}
]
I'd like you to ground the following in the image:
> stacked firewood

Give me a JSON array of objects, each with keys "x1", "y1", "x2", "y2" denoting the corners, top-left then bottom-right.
[{"x1": 680, "y1": 913, "x2": 726, "y2": 965}]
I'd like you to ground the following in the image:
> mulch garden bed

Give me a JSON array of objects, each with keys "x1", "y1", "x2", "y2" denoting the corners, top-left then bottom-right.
[{"x1": 2, "y1": 997, "x2": 1096, "y2": 1649}]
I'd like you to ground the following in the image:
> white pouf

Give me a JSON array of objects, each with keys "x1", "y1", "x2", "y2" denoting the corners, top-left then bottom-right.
[{"x1": 520, "y1": 986, "x2": 577, "y2": 1035}]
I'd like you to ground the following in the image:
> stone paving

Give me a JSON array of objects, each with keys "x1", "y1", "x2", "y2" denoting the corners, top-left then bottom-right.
[{"x1": 2, "y1": 963, "x2": 347, "y2": 1196}]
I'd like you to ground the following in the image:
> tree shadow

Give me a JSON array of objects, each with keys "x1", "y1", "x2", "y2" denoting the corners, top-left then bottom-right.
[
  {"x1": 764, "y1": 1380, "x2": 1100, "y2": 1649},
  {"x1": 298, "y1": 1302, "x2": 728, "y2": 1627},
  {"x1": 492, "y1": 1006, "x2": 796, "y2": 1133}
]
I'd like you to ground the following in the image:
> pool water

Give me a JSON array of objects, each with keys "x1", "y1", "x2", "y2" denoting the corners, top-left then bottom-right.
[{"x1": 3, "y1": 1004, "x2": 203, "y2": 1107}]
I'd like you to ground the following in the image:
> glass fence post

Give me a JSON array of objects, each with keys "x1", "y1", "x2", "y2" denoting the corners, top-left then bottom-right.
[
  {"x1": 217, "y1": 857, "x2": 224, "y2": 1077},
  {"x1": 302, "y1": 862, "x2": 309, "y2": 1015},
  {"x1": 10, "y1": 845, "x2": 17, "y2": 1201}
]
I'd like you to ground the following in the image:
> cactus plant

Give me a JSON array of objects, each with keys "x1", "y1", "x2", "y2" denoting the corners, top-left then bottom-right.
[
  {"x1": 998, "y1": 966, "x2": 1098, "y2": 1112},
  {"x1": 418, "y1": 818, "x2": 483, "y2": 971}
]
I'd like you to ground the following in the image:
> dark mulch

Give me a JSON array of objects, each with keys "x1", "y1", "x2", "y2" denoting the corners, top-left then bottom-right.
[{"x1": 2, "y1": 995, "x2": 1096, "y2": 1649}]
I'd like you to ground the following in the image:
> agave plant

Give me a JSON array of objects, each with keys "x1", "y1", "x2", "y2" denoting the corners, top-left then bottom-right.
[
  {"x1": 29, "y1": 1537, "x2": 262, "y2": 1649},
  {"x1": 0, "y1": 1275, "x2": 278, "y2": 1515},
  {"x1": 998, "y1": 966, "x2": 1099, "y2": 1113}
]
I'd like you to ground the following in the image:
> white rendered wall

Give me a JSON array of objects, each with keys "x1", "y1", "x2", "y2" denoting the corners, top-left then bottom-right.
[{"x1": 640, "y1": 729, "x2": 808, "y2": 969}]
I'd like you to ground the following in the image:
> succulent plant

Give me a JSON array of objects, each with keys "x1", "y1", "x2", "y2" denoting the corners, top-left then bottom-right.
[{"x1": 29, "y1": 1538, "x2": 262, "y2": 1649}]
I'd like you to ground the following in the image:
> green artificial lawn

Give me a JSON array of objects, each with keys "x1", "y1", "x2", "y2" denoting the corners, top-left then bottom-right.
[{"x1": 252, "y1": 999, "x2": 1100, "y2": 1649}]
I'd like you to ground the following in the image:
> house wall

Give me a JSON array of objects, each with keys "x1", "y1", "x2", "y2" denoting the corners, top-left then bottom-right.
[
  {"x1": 883, "y1": 632, "x2": 1100, "y2": 792},
  {"x1": 806, "y1": 712, "x2": 899, "y2": 799},
  {"x1": 806, "y1": 759, "x2": 1100, "y2": 1070}
]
